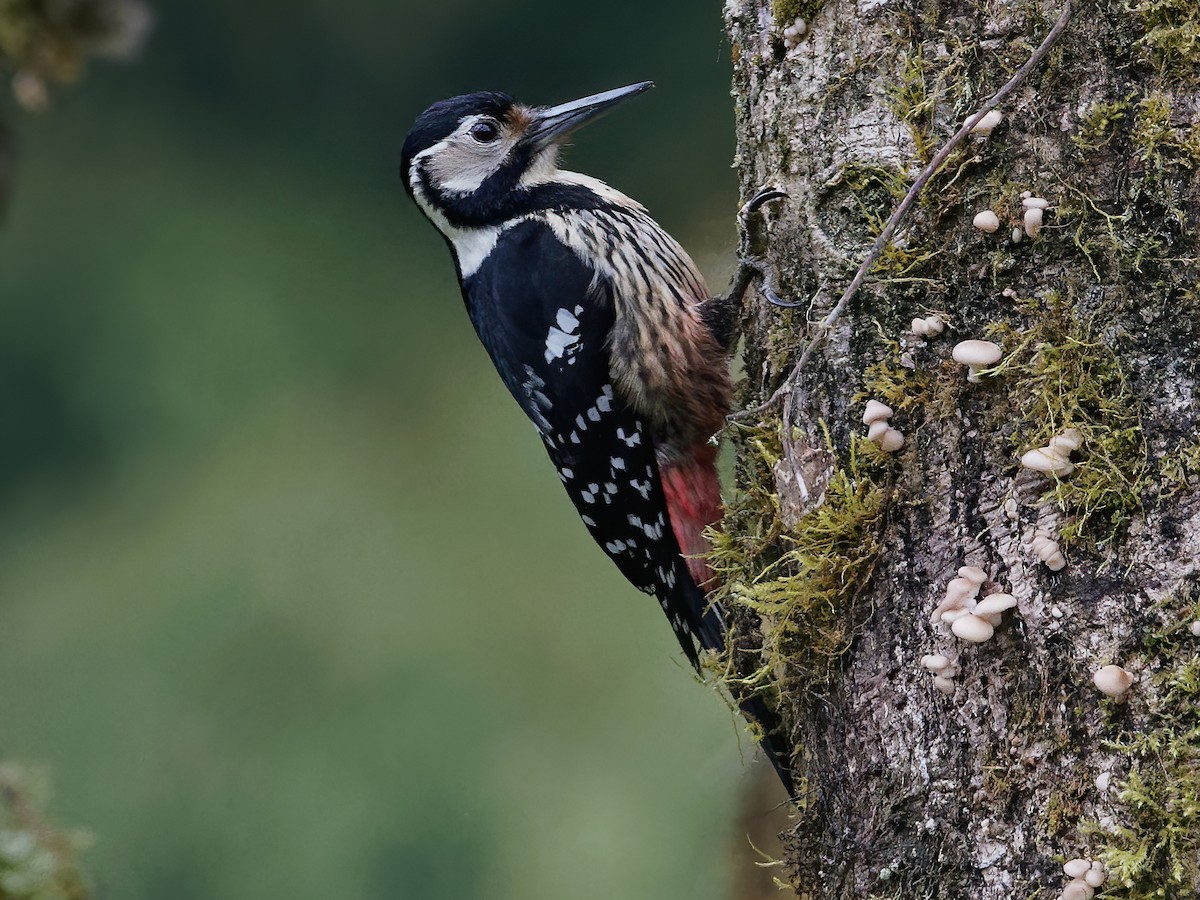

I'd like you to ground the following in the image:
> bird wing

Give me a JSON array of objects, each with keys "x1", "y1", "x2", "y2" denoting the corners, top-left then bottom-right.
[{"x1": 461, "y1": 217, "x2": 721, "y2": 664}]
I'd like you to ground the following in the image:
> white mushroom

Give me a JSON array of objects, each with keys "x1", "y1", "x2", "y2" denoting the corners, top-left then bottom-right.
[
  {"x1": 973, "y1": 210, "x2": 1001, "y2": 233},
  {"x1": 932, "y1": 573, "x2": 985, "y2": 624},
  {"x1": 952, "y1": 339, "x2": 1003, "y2": 383},
  {"x1": 969, "y1": 109, "x2": 1003, "y2": 136},
  {"x1": 1063, "y1": 859, "x2": 1092, "y2": 879},
  {"x1": 1032, "y1": 534, "x2": 1067, "y2": 571},
  {"x1": 1190, "y1": 620, "x2": 1200, "y2": 637},
  {"x1": 862, "y1": 399, "x2": 894, "y2": 425},
  {"x1": 1024, "y1": 206, "x2": 1044, "y2": 238},
  {"x1": 1059, "y1": 880, "x2": 1094, "y2": 900},
  {"x1": 933, "y1": 676, "x2": 956, "y2": 695},
  {"x1": 1022, "y1": 196, "x2": 1051, "y2": 210},
  {"x1": 952, "y1": 614, "x2": 995, "y2": 643},
  {"x1": 1093, "y1": 665, "x2": 1135, "y2": 699},
  {"x1": 957, "y1": 565, "x2": 987, "y2": 585},
  {"x1": 1012, "y1": 226, "x2": 1024, "y2": 243},
  {"x1": 1083, "y1": 865, "x2": 1106, "y2": 888},
  {"x1": 945, "y1": 576, "x2": 981, "y2": 606},
  {"x1": 921, "y1": 654, "x2": 952, "y2": 673},
  {"x1": 1050, "y1": 428, "x2": 1082, "y2": 453},
  {"x1": 862, "y1": 399, "x2": 904, "y2": 453},
  {"x1": 931, "y1": 601, "x2": 961, "y2": 625},
  {"x1": 1021, "y1": 448, "x2": 1075, "y2": 478},
  {"x1": 912, "y1": 314, "x2": 946, "y2": 337},
  {"x1": 878, "y1": 428, "x2": 905, "y2": 453},
  {"x1": 975, "y1": 593, "x2": 1017, "y2": 617},
  {"x1": 782, "y1": 17, "x2": 807, "y2": 49}
]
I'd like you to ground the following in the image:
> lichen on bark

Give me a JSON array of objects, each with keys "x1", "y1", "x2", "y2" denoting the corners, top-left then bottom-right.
[{"x1": 721, "y1": 0, "x2": 1200, "y2": 895}]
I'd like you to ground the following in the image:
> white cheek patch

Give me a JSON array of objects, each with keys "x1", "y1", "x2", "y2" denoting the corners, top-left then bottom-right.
[
  {"x1": 426, "y1": 115, "x2": 517, "y2": 196},
  {"x1": 409, "y1": 153, "x2": 502, "y2": 278}
]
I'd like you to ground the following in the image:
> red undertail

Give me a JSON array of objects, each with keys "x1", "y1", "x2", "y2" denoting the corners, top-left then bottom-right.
[{"x1": 660, "y1": 443, "x2": 723, "y2": 590}]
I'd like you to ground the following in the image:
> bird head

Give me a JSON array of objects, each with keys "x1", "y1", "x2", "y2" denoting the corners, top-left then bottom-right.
[{"x1": 401, "y1": 82, "x2": 653, "y2": 229}]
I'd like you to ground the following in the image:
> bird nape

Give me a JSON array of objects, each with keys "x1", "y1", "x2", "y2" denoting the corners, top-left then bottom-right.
[{"x1": 400, "y1": 82, "x2": 794, "y2": 796}]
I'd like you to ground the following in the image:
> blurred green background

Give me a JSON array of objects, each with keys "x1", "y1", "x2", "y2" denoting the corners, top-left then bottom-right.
[{"x1": 0, "y1": 2, "x2": 761, "y2": 898}]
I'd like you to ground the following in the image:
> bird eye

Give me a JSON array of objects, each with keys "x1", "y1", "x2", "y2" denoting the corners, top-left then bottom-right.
[{"x1": 469, "y1": 120, "x2": 501, "y2": 143}]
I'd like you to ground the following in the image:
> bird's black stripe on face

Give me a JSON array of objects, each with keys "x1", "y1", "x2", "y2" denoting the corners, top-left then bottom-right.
[{"x1": 428, "y1": 177, "x2": 617, "y2": 230}]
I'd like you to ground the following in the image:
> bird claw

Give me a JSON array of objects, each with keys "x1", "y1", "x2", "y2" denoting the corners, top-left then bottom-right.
[
  {"x1": 738, "y1": 185, "x2": 788, "y2": 226},
  {"x1": 763, "y1": 284, "x2": 804, "y2": 308},
  {"x1": 735, "y1": 185, "x2": 800, "y2": 307},
  {"x1": 740, "y1": 256, "x2": 803, "y2": 308}
]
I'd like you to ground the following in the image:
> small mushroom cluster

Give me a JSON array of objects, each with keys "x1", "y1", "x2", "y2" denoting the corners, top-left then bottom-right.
[
  {"x1": 781, "y1": 17, "x2": 807, "y2": 50},
  {"x1": 971, "y1": 190, "x2": 1051, "y2": 242},
  {"x1": 930, "y1": 566, "x2": 1017, "y2": 644},
  {"x1": 1021, "y1": 428, "x2": 1082, "y2": 478},
  {"x1": 968, "y1": 109, "x2": 1003, "y2": 136},
  {"x1": 1031, "y1": 529, "x2": 1066, "y2": 570},
  {"x1": 1058, "y1": 857, "x2": 1107, "y2": 899},
  {"x1": 1093, "y1": 664, "x2": 1135, "y2": 700},
  {"x1": 862, "y1": 400, "x2": 904, "y2": 453},
  {"x1": 920, "y1": 653, "x2": 959, "y2": 695},
  {"x1": 952, "y1": 339, "x2": 1002, "y2": 383},
  {"x1": 910, "y1": 314, "x2": 945, "y2": 337},
  {"x1": 1019, "y1": 191, "x2": 1051, "y2": 241}
]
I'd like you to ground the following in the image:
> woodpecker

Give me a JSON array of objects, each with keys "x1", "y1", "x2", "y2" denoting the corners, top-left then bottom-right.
[{"x1": 401, "y1": 82, "x2": 792, "y2": 792}]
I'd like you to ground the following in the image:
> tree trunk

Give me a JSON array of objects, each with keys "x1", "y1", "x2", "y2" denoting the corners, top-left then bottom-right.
[{"x1": 719, "y1": 0, "x2": 1200, "y2": 897}]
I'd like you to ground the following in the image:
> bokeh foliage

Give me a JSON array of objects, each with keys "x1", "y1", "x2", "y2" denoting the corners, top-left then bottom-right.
[{"x1": 0, "y1": 2, "x2": 753, "y2": 898}]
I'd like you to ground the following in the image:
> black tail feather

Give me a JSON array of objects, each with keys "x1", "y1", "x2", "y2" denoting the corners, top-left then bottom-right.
[
  {"x1": 672, "y1": 580, "x2": 795, "y2": 798},
  {"x1": 736, "y1": 692, "x2": 796, "y2": 798}
]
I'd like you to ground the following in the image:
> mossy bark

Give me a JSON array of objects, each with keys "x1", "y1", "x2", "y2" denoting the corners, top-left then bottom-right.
[{"x1": 721, "y1": 0, "x2": 1200, "y2": 897}]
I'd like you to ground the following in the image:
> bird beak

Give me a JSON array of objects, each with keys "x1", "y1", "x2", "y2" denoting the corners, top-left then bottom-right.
[{"x1": 525, "y1": 82, "x2": 654, "y2": 150}]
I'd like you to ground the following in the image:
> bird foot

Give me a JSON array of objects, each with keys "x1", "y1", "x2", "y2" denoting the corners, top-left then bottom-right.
[
  {"x1": 702, "y1": 185, "x2": 798, "y2": 348},
  {"x1": 736, "y1": 186, "x2": 801, "y2": 308}
]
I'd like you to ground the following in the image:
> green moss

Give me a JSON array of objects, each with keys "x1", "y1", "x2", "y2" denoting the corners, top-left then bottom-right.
[
  {"x1": 707, "y1": 424, "x2": 888, "y2": 693},
  {"x1": 984, "y1": 292, "x2": 1149, "y2": 552},
  {"x1": 1158, "y1": 437, "x2": 1200, "y2": 497},
  {"x1": 1045, "y1": 786, "x2": 1086, "y2": 837},
  {"x1": 1082, "y1": 588, "x2": 1200, "y2": 898},
  {"x1": 1132, "y1": 92, "x2": 1200, "y2": 170},
  {"x1": 835, "y1": 164, "x2": 949, "y2": 280},
  {"x1": 771, "y1": 0, "x2": 824, "y2": 27},
  {"x1": 0, "y1": 765, "x2": 92, "y2": 900},
  {"x1": 885, "y1": 38, "x2": 979, "y2": 168},
  {"x1": 856, "y1": 345, "x2": 932, "y2": 413},
  {"x1": 1072, "y1": 96, "x2": 1134, "y2": 153},
  {"x1": 1128, "y1": 0, "x2": 1200, "y2": 80},
  {"x1": 840, "y1": 162, "x2": 912, "y2": 228},
  {"x1": 887, "y1": 49, "x2": 938, "y2": 163}
]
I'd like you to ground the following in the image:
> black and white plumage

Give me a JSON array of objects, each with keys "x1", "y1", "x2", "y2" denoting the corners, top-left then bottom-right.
[
  {"x1": 400, "y1": 83, "x2": 792, "y2": 791},
  {"x1": 462, "y1": 216, "x2": 724, "y2": 664}
]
